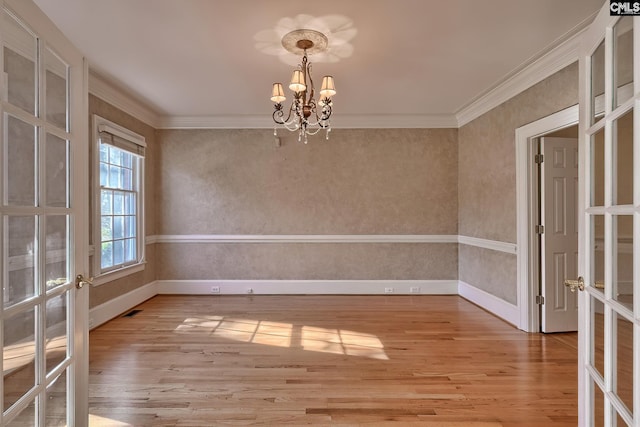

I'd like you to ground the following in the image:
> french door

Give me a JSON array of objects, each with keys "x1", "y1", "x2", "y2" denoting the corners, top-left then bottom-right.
[
  {"x1": 577, "y1": 4, "x2": 639, "y2": 426},
  {"x1": 0, "y1": 1, "x2": 88, "y2": 426}
]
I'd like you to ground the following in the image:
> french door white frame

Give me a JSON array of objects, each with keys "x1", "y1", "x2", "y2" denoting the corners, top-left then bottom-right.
[
  {"x1": 0, "y1": 0, "x2": 89, "y2": 425},
  {"x1": 578, "y1": 7, "x2": 639, "y2": 426}
]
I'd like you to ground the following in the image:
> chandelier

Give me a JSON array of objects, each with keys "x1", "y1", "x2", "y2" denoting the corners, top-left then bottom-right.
[{"x1": 270, "y1": 29, "x2": 336, "y2": 143}]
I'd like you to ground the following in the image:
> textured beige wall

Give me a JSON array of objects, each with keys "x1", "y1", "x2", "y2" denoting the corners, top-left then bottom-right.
[
  {"x1": 156, "y1": 128, "x2": 458, "y2": 281},
  {"x1": 158, "y1": 243, "x2": 457, "y2": 281},
  {"x1": 459, "y1": 62, "x2": 579, "y2": 243},
  {"x1": 158, "y1": 128, "x2": 458, "y2": 235},
  {"x1": 459, "y1": 245, "x2": 518, "y2": 304},
  {"x1": 458, "y1": 62, "x2": 579, "y2": 302},
  {"x1": 88, "y1": 95, "x2": 158, "y2": 308}
]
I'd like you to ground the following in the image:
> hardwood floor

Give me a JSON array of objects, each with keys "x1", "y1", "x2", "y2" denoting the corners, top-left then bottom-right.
[{"x1": 89, "y1": 295, "x2": 578, "y2": 426}]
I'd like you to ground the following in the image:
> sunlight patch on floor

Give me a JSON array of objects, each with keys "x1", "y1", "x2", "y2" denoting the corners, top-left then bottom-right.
[
  {"x1": 175, "y1": 316, "x2": 388, "y2": 360},
  {"x1": 89, "y1": 414, "x2": 132, "y2": 426}
]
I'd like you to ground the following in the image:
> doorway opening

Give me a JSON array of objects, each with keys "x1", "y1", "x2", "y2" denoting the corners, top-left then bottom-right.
[{"x1": 515, "y1": 105, "x2": 578, "y2": 333}]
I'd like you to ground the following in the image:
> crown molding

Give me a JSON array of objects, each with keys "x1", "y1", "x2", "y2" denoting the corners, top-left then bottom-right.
[
  {"x1": 332, "y1": 114, "x2": 458, "y2": 129},
  {"x1": 158, "y1": 113, "x2": 458, "y2": 129},
  {"x1": 455, "y1": 15, "x2": 594, "y2": 127},
  {"x1": 88, "y1": 72, "x2": 161, "y2": 128},
  {"x1": 158, "y1": 115, "x2": 273, "y2": 129}
]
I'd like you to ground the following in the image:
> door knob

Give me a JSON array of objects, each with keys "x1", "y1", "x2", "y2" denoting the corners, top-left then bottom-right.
[
  {"x1": 75, "y1": 274, "x2": 94, "y2": 289},
  {"x1": 564, "y1": 276, "x2": 585, "y2": 292}
]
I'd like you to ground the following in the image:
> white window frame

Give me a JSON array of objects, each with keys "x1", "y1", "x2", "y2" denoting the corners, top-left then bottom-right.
[{"x1": 91, "y1": 114, "x2": 145, "y2": 285}]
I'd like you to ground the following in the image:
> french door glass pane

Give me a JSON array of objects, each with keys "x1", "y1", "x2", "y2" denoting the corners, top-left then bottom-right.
[
  {"x1": 615, "y1": 312, "x2": 633, "y2": 414},
  {"x1": 45, "y1": 134, "x2": 69, "y2": 208},
  {"x1": 6, "y1": 115, "x2": 36, "y2": 207},
  {"x1": 592, "y1": 215, "x2": 605, "y2": 296},
  {"x1": 7, "y1": 401, "x2": 35, "y2": 426},
  {"x1": 614, "y1": 17, "x2": 633, "y2": 108},
  {"x1": 613, "y1": 215, "x2": 633, "y2": 310},
  {"x1": 6, "y1": 216, "x2": 37, "y2": 307},
  {"x1": 614, "y1": 109, "x2": 633, "y2": 205},
  {"x1": 592, "y1": 40, "x2": 605, "y2": 123},
  {"x1": 44, "y1": 215, "x2": 68, "y2": 292},
  {"x1": 593, "y1": 378, "x2": 605, "y2": 427},
  {"x1": 45, "y1": 293, "x2": 67, "y2": 374},
  {"x1": 3, "y1": 307, "x2": 36, "y2": 412},
  {"x1": 45, "y1": 370, "x2": 67, "y2": 426},
  {"x1": 44, "y1": 48, "x2": 68, "y2": 130},
  {"x1": 592, "y1": 296, "x2": 605, "y2": 380},
  {"x1": 591, "y1": 127, "x2": 605, "y2": 207},
  {"x1": 2, "y1": 10, "x2": 36, "y2": 116},
  {"x1": 617, "y1": 413, "x2": 630, "y2": 427}
]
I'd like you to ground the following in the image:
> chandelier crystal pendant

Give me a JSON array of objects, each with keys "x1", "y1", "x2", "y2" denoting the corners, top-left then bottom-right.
[{"x1": 270, "y1": 29, "x2": 336, "y2": 144}]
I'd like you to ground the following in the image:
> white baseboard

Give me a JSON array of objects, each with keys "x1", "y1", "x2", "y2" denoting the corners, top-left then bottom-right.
[
  {"x1": 457, "y1": 281, "x2": 519, "y2": 327},
  {"x1": 156, "y1": 279, "x2": 459, "y2": 295},
  {"x1": 89, "y1": 281, "x2": 158, "y2": 330},
  {"x1": 87, "y1": 280, "x2": 520, "y2": 332}
]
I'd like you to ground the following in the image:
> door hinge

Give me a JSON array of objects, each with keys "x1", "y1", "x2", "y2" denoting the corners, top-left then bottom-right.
[
  {"x1": 535, "y1": 224, "x2": 545, "y2": 234},
  {"x1": 536, "y1": 295, "x2": 545, "y2": 305},
  {"x1": 535, "y1": 154, "x2": 544, "y2": 164}
]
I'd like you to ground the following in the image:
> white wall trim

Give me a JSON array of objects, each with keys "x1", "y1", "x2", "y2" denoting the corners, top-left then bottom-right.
[
  {"x1": 150, "y1": 234, "x2": 459, "y2": 244},
  {"x1": 156, "y1": 279, "x2": 458, "y2": 295},
  {"x1": 455, "y1": 17, "x2": 592, "y2": 127},
  {"x1": 89, "y1": 72, "x2": 160, "y2": 128},
  {"x1": 157, "y1": 114, "x2": 459, "y2": 130},
  {"x1": 145, "y1": 235, "x2": 158, "y2": 245},
  {"x1": 458, "y1": 280, "x2": 519, "y2": 327},
  {"x1": 91, "y1": 262, "x2": 146, "y2": 287},
  {"x1": 457, "y1": 235, "x2": 517, "y2": 254},
  {"x1": 88, "y1": 281, "x2": 158, "y2": 330},
  {"x1": 145, "y1": 235, "x2": 517, "y2": 253}
]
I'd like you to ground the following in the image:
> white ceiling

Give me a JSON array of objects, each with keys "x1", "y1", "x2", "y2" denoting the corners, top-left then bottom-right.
[{"x1": 33, "y1": 0, "x2": 604, "y2": 127}]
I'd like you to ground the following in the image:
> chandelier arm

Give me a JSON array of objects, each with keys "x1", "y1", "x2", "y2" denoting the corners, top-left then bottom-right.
[
  {"x1": 272, "y1": 101, "x2": 297, "y2": 125},
  {"x1": 320, "y1": 103, "x2": 332, "y2": 121},
  {"x1": 305, "y1": 102, "x2": 332, "y2": 127},
  {"x1": 306, "y1": 59, "x2": 315, "y2": 103}
]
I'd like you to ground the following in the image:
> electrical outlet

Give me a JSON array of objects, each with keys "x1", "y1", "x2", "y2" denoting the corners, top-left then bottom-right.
[
  {"x1": 410, "y1": 287, "x2": 420, "y2": 294},
  {"x1": 211, "y1": 286, "x2": 220, "y2": 293},
  {"x1": 246, "y1": 288, "x2": 254, "y2": 294},
  {"x1": 384, "y1": 287, "x2": 394, "y2": 294}
]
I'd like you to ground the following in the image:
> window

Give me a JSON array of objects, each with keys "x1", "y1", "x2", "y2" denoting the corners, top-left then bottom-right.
[{"x1": 93, "y1": 115, "x2": 145, "y2": 279}]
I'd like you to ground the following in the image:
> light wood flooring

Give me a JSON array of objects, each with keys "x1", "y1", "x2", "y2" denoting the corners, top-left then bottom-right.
[{"x1": 88, "y1": 295, "x2": 578, "y2": 426}]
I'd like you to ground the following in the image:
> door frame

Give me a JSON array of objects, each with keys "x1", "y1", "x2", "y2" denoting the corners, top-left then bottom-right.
[{"x1": 515, "y1": 104, "x2": 578, "y2": 332}]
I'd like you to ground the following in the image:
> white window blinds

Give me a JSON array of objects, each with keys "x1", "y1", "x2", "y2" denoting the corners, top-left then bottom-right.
[{"x1": 98, "y1": 123, "x2": 145, "y2": 157}]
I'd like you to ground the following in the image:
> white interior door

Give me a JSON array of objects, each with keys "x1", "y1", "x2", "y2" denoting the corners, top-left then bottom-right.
[
  {"x1": 541, "y1": 137, "x2": 579, "y2": 332},
  {"x1": 0, "y1": 1, "x2": 88, "y2": 426},
  {"x1": 576, "y1": 6, "x2": 638, "y2": 427}
]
